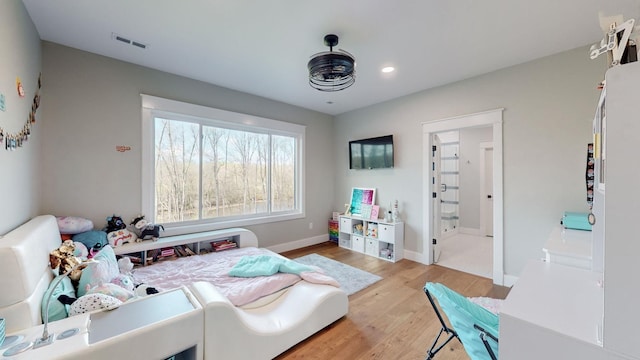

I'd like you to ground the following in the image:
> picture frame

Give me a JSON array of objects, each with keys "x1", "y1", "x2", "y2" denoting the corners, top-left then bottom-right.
[
  {"x1": 361, "y1": 204, "x2": 373, "y2": 219},
  {"x1": 370, "y1": 205, "x2": 380, "y2": 220},
  {"x1": 349, "y1": 187, "x2": 376, "y2": 217}
]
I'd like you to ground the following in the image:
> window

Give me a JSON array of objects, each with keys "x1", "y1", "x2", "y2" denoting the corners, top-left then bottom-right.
[{"x1": 142, "y1": 95, "x2": 305, "y2": 234}]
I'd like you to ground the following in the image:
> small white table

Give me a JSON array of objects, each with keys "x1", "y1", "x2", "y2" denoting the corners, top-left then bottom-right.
[{"x1": 2, "y1": 287, "x2": 203, "y2": 360}]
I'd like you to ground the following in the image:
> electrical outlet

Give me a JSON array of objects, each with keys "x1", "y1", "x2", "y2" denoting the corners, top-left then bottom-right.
[{"x1": 309, "y1": 222, "x2": 313, "y2": 229}]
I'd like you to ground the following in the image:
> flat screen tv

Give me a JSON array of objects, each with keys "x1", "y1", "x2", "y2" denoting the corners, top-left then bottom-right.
[{"x1": 349, "y1": 135, "x2": 394, "y2": 169}]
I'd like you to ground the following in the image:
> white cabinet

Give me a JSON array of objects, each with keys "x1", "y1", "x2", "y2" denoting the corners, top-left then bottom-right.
[
  {"x1": 338, "y1": 215, "x2": 404, "y2": 262},
  {"x1": 352, "y1": 235, "x2": 365, "y2": 253},
  {"x1": 597, "y1": 60, "x2": 640, "y2": 359},
  {"x1": 501, "y1": 61, "x2": 640, "y2": 360}
]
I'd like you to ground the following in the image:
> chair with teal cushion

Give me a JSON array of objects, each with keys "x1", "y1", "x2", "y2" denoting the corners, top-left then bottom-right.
[{"x1": 424, "y1": 282, "x2": 499, "y2": 360}]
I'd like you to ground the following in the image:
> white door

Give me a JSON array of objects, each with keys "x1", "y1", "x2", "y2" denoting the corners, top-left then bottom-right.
[
  {"x1": 480, "y1": 143, "x2": 493, "y2": 236},
  {"x1": 432, "y1": 135, "x2": 442, "y2": 261}
]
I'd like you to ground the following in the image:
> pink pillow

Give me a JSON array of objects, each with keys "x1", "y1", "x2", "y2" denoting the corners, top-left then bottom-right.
[{"x1": 57, "y1": 216, "x2": 93, "y2": 234}]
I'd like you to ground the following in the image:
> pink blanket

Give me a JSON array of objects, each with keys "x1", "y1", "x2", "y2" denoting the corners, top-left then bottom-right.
[{"x1": 132, "y1": 247, "x2": 338, "y2": 306}]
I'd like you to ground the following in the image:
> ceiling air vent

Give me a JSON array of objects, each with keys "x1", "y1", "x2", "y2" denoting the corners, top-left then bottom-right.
[{"x1": 111, "y1": 33, "x2": 148, "y2": 49}]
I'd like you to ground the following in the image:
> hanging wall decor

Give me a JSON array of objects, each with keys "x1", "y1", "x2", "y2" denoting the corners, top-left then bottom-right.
[{"x1": 1, "y1": 73, "x2": 41, "y2": 151}]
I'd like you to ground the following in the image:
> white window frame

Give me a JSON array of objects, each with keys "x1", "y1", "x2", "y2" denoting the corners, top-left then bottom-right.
[{"x1": 141, "y1": 94, "x2": 305, "y2": 236}]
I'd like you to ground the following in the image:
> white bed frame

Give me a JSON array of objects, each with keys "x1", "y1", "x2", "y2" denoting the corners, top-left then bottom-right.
[{"x1": 0, "y1": 215, "x2": 349, "y2": 359}]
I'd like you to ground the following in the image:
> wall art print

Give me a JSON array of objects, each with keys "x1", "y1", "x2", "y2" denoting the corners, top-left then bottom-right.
[{"x1": 349, "y1": 187, "x2": 376, "y2": 217}]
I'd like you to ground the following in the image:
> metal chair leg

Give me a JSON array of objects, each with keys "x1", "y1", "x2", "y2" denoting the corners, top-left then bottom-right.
[{"x1": 425, "y1": 287, "x2": 461, "y2": 359}]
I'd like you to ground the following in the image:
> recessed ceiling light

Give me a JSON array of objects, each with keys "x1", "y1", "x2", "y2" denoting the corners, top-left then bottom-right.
[{"x1": 381, "y1": 66, "x2": 395, "y2": 73}]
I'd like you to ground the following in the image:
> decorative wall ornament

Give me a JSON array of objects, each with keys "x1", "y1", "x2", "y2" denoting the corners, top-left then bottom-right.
[
  {"x1": 1, "y1": 73, "x2": 41, "y2": 151},
  {"x1": 116, "y1": 145, "x2": 132, "y2": 152}
]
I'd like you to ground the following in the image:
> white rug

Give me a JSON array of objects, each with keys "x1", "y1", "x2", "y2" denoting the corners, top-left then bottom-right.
[{"x1": 294, "y1": 253, "x2": 382, "y2": 295}]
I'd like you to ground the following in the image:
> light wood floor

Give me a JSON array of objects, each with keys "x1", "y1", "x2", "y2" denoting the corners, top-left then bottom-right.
[{"x1": 277, "y1": 242, "x2": 510, "y2": 360}]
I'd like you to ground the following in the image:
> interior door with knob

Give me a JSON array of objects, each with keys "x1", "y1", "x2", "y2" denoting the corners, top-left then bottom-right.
[
  {"x1": 431, "y1": 134, "x2": 442, "y2": 261},
  {"x1": 483, "y1": 146, "x2": 494, "y2": 237}
]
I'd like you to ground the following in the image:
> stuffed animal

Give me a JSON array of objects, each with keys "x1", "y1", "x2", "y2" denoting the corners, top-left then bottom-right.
[
  {"x1": 103, "y1": 214, "x2": 127, "y2": 233},
  {"x1": 68, "y1": 293, "x2": 123, "y2": 316},
  {"x1": 107, "y1": 229, "x2": 137, "y2": 247},
  {"x1": 130, "y1": 215, "x2": 164, "y2": 241},
  {"x1": 49, "y1": 240, "x2": 85, "y2": 282},
  {"x1": 118, "y1": 257, "x2": 134, "y2": 275},
  {"x1": 134, "y1": 283, "x2": 159, "y2": 297}
]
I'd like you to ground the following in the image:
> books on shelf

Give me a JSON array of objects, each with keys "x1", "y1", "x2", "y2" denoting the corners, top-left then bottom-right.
[{"x1": 210, "y1": 239, "x2": 237, "y2": 252}]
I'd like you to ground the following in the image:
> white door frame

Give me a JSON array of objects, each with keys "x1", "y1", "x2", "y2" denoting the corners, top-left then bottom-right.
[
  {"x1": 422, "y1": 108, "x2": 504, "y2": 285},
  {"x1": 480, "y1": 142, "x2": 493, "y2": 237}
]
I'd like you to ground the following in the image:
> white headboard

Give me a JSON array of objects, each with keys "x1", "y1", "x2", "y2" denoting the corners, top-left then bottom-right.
[{"x1": 0, "y1": 215, "x2": 61, "y2": 333}]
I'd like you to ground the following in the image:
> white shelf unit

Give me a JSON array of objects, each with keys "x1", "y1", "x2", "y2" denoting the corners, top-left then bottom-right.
[
  {"x1": 113, "y1": 228, "x2": 257, "y2": 266},
  {"x1": 338, "y1": 215, "x2": 404, "y2": 262}
]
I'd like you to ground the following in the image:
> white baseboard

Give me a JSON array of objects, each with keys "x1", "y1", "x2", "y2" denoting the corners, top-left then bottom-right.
[
  {"x1": 403, "y1": 249, "x2": 428, "y2": 264},
  {"x1": 441, "y1": 228, "x2": 458, "y2": 239},
  {"x1": 503, "y1": 274, "x2": 518, "y2": 287},
  {"x1": 266, "y1": 233, "x2": 330, "y2": 253}
]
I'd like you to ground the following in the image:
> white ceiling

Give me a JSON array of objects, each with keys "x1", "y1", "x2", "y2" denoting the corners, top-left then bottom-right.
[{"x1": 21, "y1": 0, "x2": 640, "y2": 115}]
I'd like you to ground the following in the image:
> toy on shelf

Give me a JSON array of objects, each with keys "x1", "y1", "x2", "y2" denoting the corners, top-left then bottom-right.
[
  {"x1": 130, "y1": 215, "x2": 164, "y2": 241},
  {"x1": 367, "y1": 223, "x2": 378, "y2": 238},
  {"x1": 353, "y1": 223, "x2": 364, "y2": 235},
  {"x1": 103, "y1": 214, "x2": 137, "y2": 247}
]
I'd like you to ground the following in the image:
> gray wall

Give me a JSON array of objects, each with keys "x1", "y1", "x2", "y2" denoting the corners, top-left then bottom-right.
[
  {"x1": 39, "y1": 42, "x2": 334, "y2": 248},
  {"x1": 459, "y1": 126, "x2": 493, "y2": 230},
  {"x1": 334, "y1": 46, "x2": 606, "y2": 276},
  {"x1": 0, "y1": 0, "x2": 42, "y2": 234}
]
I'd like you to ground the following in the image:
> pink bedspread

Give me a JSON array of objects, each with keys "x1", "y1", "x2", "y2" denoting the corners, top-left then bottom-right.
[{"x1": 132, "y1": 247, "x2": 327, "y2": 306}]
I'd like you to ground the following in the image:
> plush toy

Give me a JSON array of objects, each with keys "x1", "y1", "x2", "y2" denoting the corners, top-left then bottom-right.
[
  {"x1": 110, "y1": 257, "x2": 136, "y2": 292},
  {"x1": 86, "y1": 282, "x2": 134, "y2": 302},
  {"x1": 130, "y1": 215, "x2": 164, "y2": 241},
  {"x1": 118, "y1": 257, "x2": 134, "y2": 275},
  {"x1": 353, "y1": 223, "x2": 363, "y2": 235},
  {"x1": 73, "y1": 241, "x2": 89, "y2": 260},
  {"x1": 103, "y1": 214, "x2": 126, "y2": 233},
  {"x1": 134, "y1": 283, "x2": 159, "y2": 297},
  {"x1": 68, "y1": 293, "x2": 123, "y2": 316},
  {"x1": 107, "y1": 229, "x2": 137, "y2": 247},
  {"x1": 367, "y1": 224, "x2": 378, "y2": 238},
  {"x1": 49, "y1": 240, "x2": 85, "y2": 282}
]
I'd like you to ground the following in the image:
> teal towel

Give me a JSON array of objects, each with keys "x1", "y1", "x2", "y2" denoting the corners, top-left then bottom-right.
[{"x1": 229, "y1": 255, "x2": 314, "y2": 277}]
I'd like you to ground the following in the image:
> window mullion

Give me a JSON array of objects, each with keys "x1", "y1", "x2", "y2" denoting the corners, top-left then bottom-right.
[
  {"x1": 198, "y1": 124, "x2": 204, "y2": 220},
  {"x1": 267, "y1": 135, "x2": 272, "y2": 214}
]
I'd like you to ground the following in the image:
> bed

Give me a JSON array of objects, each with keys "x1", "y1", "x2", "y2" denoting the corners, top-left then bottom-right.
[{"x1": 0, "y1": 215, "x2": 349, "y2": 359}]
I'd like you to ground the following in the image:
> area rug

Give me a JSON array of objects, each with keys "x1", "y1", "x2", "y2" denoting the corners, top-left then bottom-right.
[{"x1": 294, "y1": 253, "x2": 382, "y2": 295}]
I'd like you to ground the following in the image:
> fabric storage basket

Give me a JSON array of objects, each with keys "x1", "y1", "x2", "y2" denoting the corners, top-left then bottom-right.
[{"x1": 562, "y1": 212, "x2": 592, "y2": 231}]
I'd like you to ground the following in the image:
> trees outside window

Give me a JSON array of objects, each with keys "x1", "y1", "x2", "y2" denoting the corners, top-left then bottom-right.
[{"x1": 142, "y1": 95, "x2": 304, "y2": 232}]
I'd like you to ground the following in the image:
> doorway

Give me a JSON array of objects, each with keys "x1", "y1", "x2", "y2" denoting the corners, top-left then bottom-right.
[
  {"x1": 432, "y1": 130, "x2": 492, "y2": 278},
  {"x1": 422, "y1": 109, "x2": 504, "y2": 285}
]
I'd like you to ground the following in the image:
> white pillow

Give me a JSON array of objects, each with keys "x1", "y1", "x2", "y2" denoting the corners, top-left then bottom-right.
[
  {"x1": 57, "y1": 216, "x2": 93, "y2": 234},
  {"x1": 69, "y1": 294, "x2": 122, "y2": 316}
]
